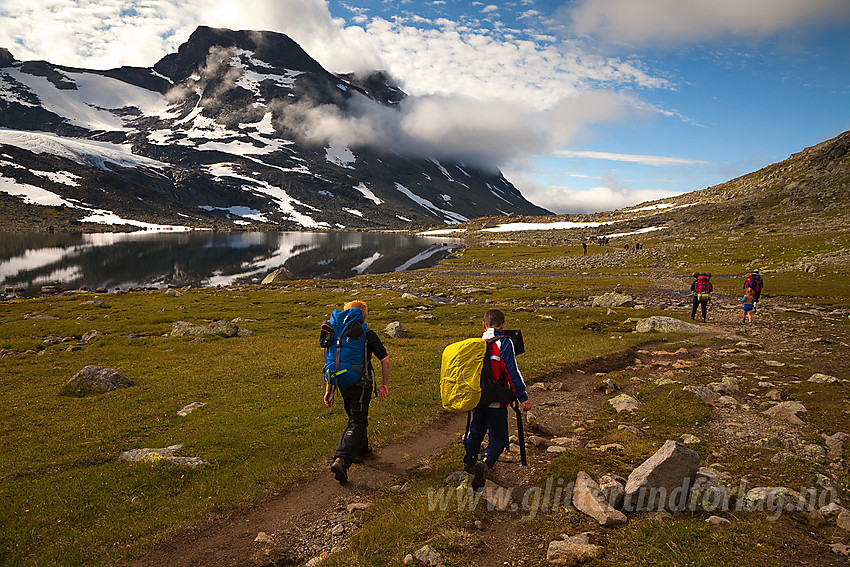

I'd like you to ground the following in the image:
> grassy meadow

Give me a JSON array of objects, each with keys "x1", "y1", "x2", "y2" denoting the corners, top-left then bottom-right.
[{"x1": 0, "y1": 222, "x2": 847, "y2": 566}]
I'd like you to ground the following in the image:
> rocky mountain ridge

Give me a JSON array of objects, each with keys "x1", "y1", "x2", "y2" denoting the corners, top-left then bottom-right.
[{"x1": 0, "y1": 26, "x2": 550, "y2": 232}]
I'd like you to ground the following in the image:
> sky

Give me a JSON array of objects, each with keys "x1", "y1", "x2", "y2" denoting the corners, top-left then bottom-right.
[{"x1": 1, "y1": 0, "x2": 849, "y2": 214}]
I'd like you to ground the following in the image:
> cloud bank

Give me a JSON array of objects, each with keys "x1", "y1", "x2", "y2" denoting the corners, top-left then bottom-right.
[{"x1": 563, "y1": 0, "x2": 850, "y2": 45}]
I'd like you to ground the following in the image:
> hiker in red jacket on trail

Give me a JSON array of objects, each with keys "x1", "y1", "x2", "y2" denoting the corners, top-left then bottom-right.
[{"x1": 690, "y1": 272, "x2": 712, "y2": 322}]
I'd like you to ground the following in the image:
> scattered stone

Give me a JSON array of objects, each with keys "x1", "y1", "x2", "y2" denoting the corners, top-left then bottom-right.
[
  {"x1": 384, "y1": 321, "x2": 407, "y2": 338},
  {"x1": 824, "y1": 432, "x2": 849, "y2": 460},
  {"x1": 81, "y1": 300, "x2": 108, "y2": 308},
  {"x1": 809, "y1": 373, "x2": 840, "y2": 384},
  {"x1": 119, "y1": 444, "x2": 208, "y2": 468},
  {"x1": 819, "y1": 503, "x2": 848, "y2": 520},
  {"x1": 572, "y1": 471, "x2": 628, "y2": 526},
  {"x1": 413, "y1": 544, "x2": 445, "y2": 566},
  {"x1": 306, "y1": 552, "x2": 332, "y2": 566},
  {"x1": 171, "y1": 320, "x2": 239, "y2": 338},
  {"x1": 705, "y1": 515, "x2": 730, "y2": 526},
  {"x1": 764, "y1": 360, "x2": 786, "y2": 367},
  {"x1": 681, "y1": 434, "x2": 701, "y2": 445},
  {"x1": 618, "y1": 425, "x2": 642, "y2": 435},
  {"x1": 683, "y1": 385, "x2": 719, "y2": 405},
  {"x1": 547, "y1": 445, "x2": 567, "y2": 454},
  {"x1": 347, "y1": 502, "x2": 370, "y2": 514},
  {"x1": 598, "y1": 474, "x2": 626, "y2": 509},
  {"x1": 254, "y1": 532, "x2": 274, "y2": 544},
  {"x1": 743, "y1": 487, "x2": 808, "y2": 512},
  {"x1": 763, "y1": 401, "x2": 807, "y2": 424},
  {"x1": 331, "y1": 523, "x2": 345, "y2": 536},
  {"x1": 62, "y1": 365, "x2": 133, "y2": 396},
  {"x1": 261, "y1": 267, "x2": 294, "y2": 283},
  {"x1": 765, "y1": 389, "x2": 783, "y2": 401},
  {"x1": 688, "y1": 468, "x2": 730, "y2": 512},
  {"x1": 165, "y1": 288, "x2": 183, "y2": 297},
  {"x1": 403, "y1": 554, "x2": 414, "y2": 565},
  {"x1": 635, "y1": 316, "x2": 704, "y2": 333},
  {"x1": 546, "y1": 533, "x2": 599, "y2": 564},
  {"x1": 596, "y1": 443, "x2": 624, "y2": 453},
  {"x1": 838, "y1": 511, "x2": 850, "y2": 532},
  {"x1": 177, "y1": 402, "x2": 206, "y2": 417},
  {"x1": 474, "y1": 520, "x2": 485, "y2": 530},
  {"x1": 401, "y1": 293, "x2": 418, "y2": 300},
  {"x1": 829, "y1": 543, "x2": 850, "y2": 557},
  {"x1": 655, "y1": 378, "x2": 677, "y2": 386},
  {"x1": 81, "y1": 330, "x2": 102, "y2": 342},
  {"x1": 624, "y1": 440, "x2": 700, "y2": 513},
  {"x1": 608, "y1": 393, "x2": 641, "y2": 413},
  {"x1": 596, "y1": 378, "x2": 620, "y2": 395},
  {"x1": 715, "y1": 396, "x2": 739, "y2": 408},
  {"x1": 709, "y1": 377, "x2": 739, "y2": 395},
  {"x1": 591, "y1": 292, "x2": 635, "y2": 308}
]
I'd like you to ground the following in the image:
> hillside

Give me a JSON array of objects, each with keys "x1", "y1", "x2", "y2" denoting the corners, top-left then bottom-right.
[{"x1": 0, "y1": 27, "x2": 550, "y2": 232}]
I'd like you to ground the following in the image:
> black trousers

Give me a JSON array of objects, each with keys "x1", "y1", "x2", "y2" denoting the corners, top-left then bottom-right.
[
  {"x1": 691, "y1": 296, "x2": 708, "y2": 319},
  {"x1": 333, "y1": 382, "x2": 372, "y2": 466}
]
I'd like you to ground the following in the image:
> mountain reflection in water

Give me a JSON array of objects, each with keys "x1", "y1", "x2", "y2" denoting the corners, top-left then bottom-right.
[{"x1": 0, "y1": 231, "x2": 461, "y2": 292}]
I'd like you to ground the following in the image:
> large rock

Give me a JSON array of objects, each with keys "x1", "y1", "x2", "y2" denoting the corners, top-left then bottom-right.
[
  {"x1": 261, "y1": 267, "x2": 295, "y2": 284},
  {"x1": 572, "y1": 471, "x2": 628, "y2": 526},
  {"x1": 384, "y1": 321, "x2": 407, "y2": 338},
  {"x1": 608, "y1": 393, "x2": 641, "y2": 413},
  {"x1": 412, "y1": 544, "x2": 444, "y2": 566},
  {"x1": 624, "y1": 440, "x2": 700, "y2": 512},
  {"x1": 591, "y1": 292, "x2": 635, "y2": 308},
  {"x1": 62, "y1": 366, "x2": 133, "y2": 396},
  {"x1": 635, "y1": 316, "x2": 704, "y2": 333},
  {"x1": 546, "y1": 534, "x2": 599, "y2": 564},
  {"x1": 763, "y1": 401, "x2": 806, "y2": 424}
]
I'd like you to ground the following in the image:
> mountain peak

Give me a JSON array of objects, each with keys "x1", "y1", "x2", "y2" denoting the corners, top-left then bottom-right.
[
  {"x1": 153, "y1": 26, "x2": 327, "y2": 82},
  {"x1": 0, "y1": 47, "x2": 15, "y2": 67}
]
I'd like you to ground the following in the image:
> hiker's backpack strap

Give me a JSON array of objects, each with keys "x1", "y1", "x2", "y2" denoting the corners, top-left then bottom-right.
[{"x1": 463, "y1": 410, "x2": 472, "y2": 445}]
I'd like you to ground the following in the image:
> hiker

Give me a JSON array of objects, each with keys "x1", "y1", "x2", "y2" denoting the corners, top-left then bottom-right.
[
  {"x1": 740, "y1": 286, "x2": 755, "y2": 325},
  {"x1": 582, "y1": 241, "x2": 587, "y2": 255},
  {"x1": 463, "y1": 308, "x2": 530, "y2": 491},
  {"x1": 744, "y1": 269, "x2": 764, "y2": 309},
  {"x1": 690, "y1": 272, "x2": 712, "y2": 322},
  {"x1": 323, "y1": 300, "x2": 389, "y2": 484},
  {"x1": 615, "y1": 283, "x2": 622, "y2": 294}
]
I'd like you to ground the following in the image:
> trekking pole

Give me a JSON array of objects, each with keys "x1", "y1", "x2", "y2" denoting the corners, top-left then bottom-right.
[{"x1": 512, "y1": 401, "x2": 527, "y2": 466}]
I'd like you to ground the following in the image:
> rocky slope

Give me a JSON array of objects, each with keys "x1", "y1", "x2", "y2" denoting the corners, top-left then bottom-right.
[{"x1": 0, "y1": 27, "x2": 550, "y2": 232}]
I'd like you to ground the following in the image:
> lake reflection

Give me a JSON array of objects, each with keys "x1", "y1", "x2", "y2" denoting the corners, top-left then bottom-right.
[{"x1": 0, "y1": 231, "x2": 460, "y2": 292}]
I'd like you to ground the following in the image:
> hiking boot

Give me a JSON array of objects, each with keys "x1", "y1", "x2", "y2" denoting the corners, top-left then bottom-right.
[
  {"x1": 352, "y1": 446, "x2": 373, "y2": 463},
  {"x1": 463, "y1": 462, "x2": 475, "y2": 475},
  {"x1": 331, "y1": 457, "x2": 348, "y2": 484},
  {"x1": 471, "y1": 460, "x2": 487, "y2": 492}
]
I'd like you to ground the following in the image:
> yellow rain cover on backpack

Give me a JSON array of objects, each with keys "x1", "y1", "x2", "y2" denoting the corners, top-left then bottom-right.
[{"x1": 440, "y1": 337, "x2": 487, "y2": 412}]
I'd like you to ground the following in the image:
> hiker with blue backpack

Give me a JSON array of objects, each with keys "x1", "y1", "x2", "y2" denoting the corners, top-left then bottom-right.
[
  {"x1": 321, "y1": 300, "x2": 389, "y2": 484},
  {"x1": 744, "y1": 269, "x2": 764, "y2": 310},
  {"x1": 462, "y1": 308, "x2": 530, "y2": 491}
]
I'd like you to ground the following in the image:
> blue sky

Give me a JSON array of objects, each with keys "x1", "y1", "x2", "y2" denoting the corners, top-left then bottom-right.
[{"x1": 1, "y1": 0, "x2": 849, "y2": 213}]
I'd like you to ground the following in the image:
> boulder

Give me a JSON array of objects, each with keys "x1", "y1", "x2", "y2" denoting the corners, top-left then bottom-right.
[
  {"x1": 177, "y1": 402, "x2": 206, "y2": 417},
  {"x1": 546, "y1": 534, "x2": 599, "y2": 564},
  {"x1": 743, "y1": 487, "x2": 808, "y2": 513},
  {"x1": 261, "y1": 267, "x2": 294, "y2": 284},
  {"x1": 809, "y1": 373, "x2": 841, "y2": 384},
  {"x1": 687, "y1": 467, "x2": 729, "y2": 512},
  {"x1": 608, "y1": 393, "x2": 641, "y2": 413},
  {"x1": 598, "y1": 474, "x2": 626, "y2": 509},
  {"x1": 763, "y1": 401, "x2": 807, "y2": 424},
  {"x1": 591, "y1": 292, "x2": 635, "y2": 308},
  {"x1": 683, "y1": 385, "x2": 720, "y2": 405},
  {"x1": 635, "y1": 316, "x2": 704, "y2": 333},
  {"x1": 384, "y1": 321, "x2": 407, "y2": 338},
  {"x1": 624, "y1": 440, "x2": 700, "y2": 512},
  {"x1": 709, "y1": 377, "x2": 740, "y2": 395},
  {"x1": 572, "y1": 471, "x2": 628, "y2": 526},
  {"x1": 413, "y1": 544, "x2": 444, "y2": 566},
  {"x1": 825, "y1": 432, "x2": 848, "y2": 461},
  {"x1": 63, "y1": 366, "x2": 133, "y2": 396}
]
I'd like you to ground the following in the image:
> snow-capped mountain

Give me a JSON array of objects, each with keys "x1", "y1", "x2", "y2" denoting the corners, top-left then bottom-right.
[{"x1": 0, "y1": 27, "x2": 550, "y2": 231}]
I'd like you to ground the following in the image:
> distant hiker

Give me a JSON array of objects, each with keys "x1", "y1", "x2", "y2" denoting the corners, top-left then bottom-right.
[
  {"x1": 321, "y1": 300, "x2": 389, "y2": 484},
  {"x1": 615, "y1": 283, "x2": 622, "y2": 294},
  {"x1": 463, "y1": 308, "x2": 530, "y2": 491},
  {"x1": 690, "y1": 272, "x2": 712, "y2": 322},
  {"x1": 744, "y1": 269, "x2": 764, "y2": 309},
  {"x1": 582, "y1": 241, "x2": 587, "y2": 255},
  {"x1": 740, "y1": 286, "x2": 755, "y2": 325}
]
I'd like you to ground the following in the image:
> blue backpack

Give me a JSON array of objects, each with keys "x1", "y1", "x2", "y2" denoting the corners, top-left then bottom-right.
[{"x1": 321, "y1": 308, "x2": 368, "y2": 388}]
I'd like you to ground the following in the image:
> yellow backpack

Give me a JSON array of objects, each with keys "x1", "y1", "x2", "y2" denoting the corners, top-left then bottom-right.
[{"x1": 440, "y1": 338, "x2": 489, "y2": 412}]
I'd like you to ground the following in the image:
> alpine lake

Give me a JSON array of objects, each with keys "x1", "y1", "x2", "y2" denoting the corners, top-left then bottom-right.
[{"x1": 0, "y1": 230, "x2": 463, "y2": 295}]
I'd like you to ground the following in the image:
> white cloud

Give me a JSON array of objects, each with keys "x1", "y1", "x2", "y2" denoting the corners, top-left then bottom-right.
[
  {"x1": 505, "y1": 170, "x2": 682, "y2": 214},
  {"x1": 556, "y1": 150, "x2": 708, "y2": 167},
  {"x1": 0, "y1": 0, "x2": 382, "y2": 73},
  {"x1": 563, "y1": 0, "x2": 850, "y2": 45}
]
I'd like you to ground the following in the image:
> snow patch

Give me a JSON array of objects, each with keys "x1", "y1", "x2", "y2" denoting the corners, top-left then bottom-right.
[
  {"x1": 482, "y1": 221, "x2": 611, "y2": 232},
  {"x1": 605, "y1": 226, "x2": 668, "y2": 238},
  {"x1": 354, "y1": 183, "x2": 382, "y2": 205},
  {"x1": 353, "y1": 251, "x2": 382, "y2": 274},
  {"x1": 394, "y1": 183, "x2": 467, "y2": 224},
  {"x1": 31, "y1": 170, "x2": 80, "y2": 187},
  {"x1": 0, "y1": 174, "x2": 78, "y2": 207},
  {"x1": 326, "y1": 142, "x2": 355, "y2": 167},
  {"x1": 343, "y1": 208, "x2": 363, "y2": 217}
]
